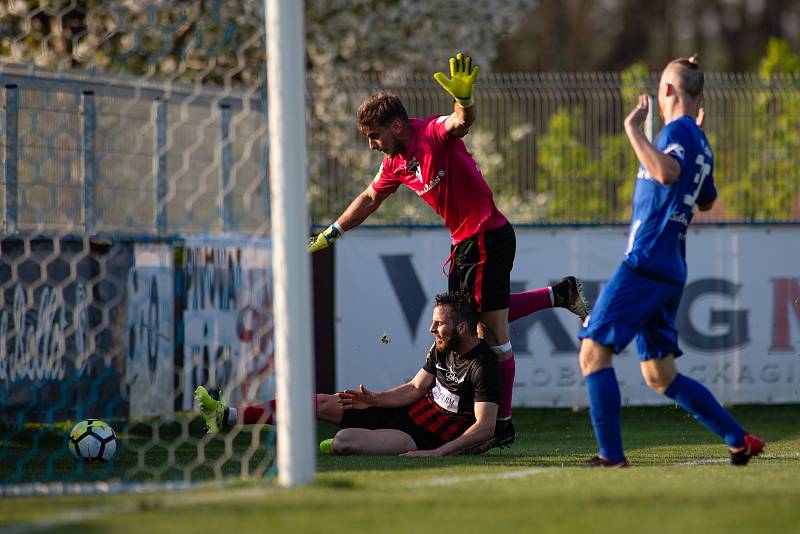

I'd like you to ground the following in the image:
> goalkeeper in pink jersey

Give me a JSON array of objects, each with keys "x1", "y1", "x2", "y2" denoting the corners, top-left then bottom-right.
[{"x1": 308, "y1": 53, "x2": 589, "y2": 450}]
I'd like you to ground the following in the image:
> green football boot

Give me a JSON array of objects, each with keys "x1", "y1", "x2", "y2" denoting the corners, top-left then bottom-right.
[
  {"x1": 319, "y1": 438, "x2": 334, "y2": 455},
  {"x1": 194, "y1": 385, "x2": 229, "y2": 434}
]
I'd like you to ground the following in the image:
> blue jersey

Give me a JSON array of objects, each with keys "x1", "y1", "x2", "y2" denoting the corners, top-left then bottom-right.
[{"x1": 622, "y1": 115, "x2": 717, "y2": 284}]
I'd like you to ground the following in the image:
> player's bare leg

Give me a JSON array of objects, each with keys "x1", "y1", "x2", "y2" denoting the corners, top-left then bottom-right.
[
  {"x1": 478, "y1": 308, "x2": 510, "y2": 354},
  {"x1": 197, "y1": 392, "x2": 340, "y2": 431},
  {"x1": 639, "y1": 355, "x2": 678, "y2": 394},
  {"x1": 331, "y1": 428, "x2": 417, "y2": 455},
  {"x1": 579, "y1": 338, "x2": 614, "y2": 376}
]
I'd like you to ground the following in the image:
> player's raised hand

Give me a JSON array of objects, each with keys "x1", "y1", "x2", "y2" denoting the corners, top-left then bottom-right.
[
  {"x1": 308, "y1": 223, "x2": 342, "y2": 253},
  {"x1": 434, "y1": 52, "x2": 479, "y2": 108},
  {"x1": 340, "y1": 384, "x2": 375, "y2": 410},
  {"x1": 624, "y1": 94, "x2": 650, "y2": 130}
]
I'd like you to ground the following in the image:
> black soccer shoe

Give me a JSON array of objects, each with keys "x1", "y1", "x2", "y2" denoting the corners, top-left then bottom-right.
[
  {"x1": 730, "y1": 434, "x2": 765, "y2": 466},
  {"x1": 552, "y1": 276, "x2": 590, "y2": 321},
  {"x1": 459, "y1": 419, "x2": 517, "y2": 455},
  {"x1": 494, "y1": 419, "x2": 516, "y2": 447}
]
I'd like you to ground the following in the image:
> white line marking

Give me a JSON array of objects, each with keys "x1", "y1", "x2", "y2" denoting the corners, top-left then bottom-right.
[
  {"x1": 408, "y1": 468, "x2": 551, "y2": 488},
  {"x1": 671, "y1": 452, "x2": 799, "y2": 466},
  {"x1": 672, "y1": 458, "x2": 728, "y2": 466}
]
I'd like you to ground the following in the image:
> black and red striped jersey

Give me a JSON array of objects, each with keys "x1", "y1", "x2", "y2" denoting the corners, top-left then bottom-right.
[{"x1": 407, "y1": 341, "x2": 500, "y2": 441}]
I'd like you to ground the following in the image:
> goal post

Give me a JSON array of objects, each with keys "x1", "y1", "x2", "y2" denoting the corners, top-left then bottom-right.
[{"x1": 265, "y1": 0, "x2": 316, "y2": 487}]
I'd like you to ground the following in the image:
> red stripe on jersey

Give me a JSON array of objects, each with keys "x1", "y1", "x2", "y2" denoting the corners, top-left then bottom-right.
[
  {"x1": 474, "y1": 231, "x2": 487, "y2": 309},
  {"x1": 407, "y1": 394, "x2": 474, "y2": 442}
]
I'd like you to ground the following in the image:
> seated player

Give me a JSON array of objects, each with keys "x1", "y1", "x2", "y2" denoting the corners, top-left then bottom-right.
[
  {"x1": 195, "y1": 278, "x2": 589, "y2": 454},
  {"x1": 196, "y1": 291, "x2": 500, "y2": 456}
]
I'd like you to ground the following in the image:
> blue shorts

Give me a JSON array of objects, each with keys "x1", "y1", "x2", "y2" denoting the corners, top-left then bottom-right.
[{"x1": 578, "y1": 264, "x2": 684, "y2": 360}]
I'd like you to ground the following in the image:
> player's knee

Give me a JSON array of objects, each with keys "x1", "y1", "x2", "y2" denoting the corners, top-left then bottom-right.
[
  {"x1": 331, "y1": 429, "x2": 357, "y2": 454},
  {"x1": 579, "y1": 339, "x2": 611, "y2": 375},
  {"x1": 641, "y1": 357, "x2": 677, "y2": 394},
  {"x1": 642, "y1": 372, "x2": 671, "y2": 394}
]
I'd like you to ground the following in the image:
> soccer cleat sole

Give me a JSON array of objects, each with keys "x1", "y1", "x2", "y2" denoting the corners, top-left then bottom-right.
[{"x1": 553, "y1": 276, "x2": 591, "y2": 321}]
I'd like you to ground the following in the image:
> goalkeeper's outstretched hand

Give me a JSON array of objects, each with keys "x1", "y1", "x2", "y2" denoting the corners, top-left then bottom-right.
[
  {"x1": 308, "y1": 224, "x2": 342, "y2": 253},
  {"x1": 434, "y1": 52, "x2": 479, "y2": 108}
]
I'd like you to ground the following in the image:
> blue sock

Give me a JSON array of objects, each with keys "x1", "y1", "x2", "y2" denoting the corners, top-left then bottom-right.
[
  {"x1": 664, "y1": 373, "x2": 746, "y2": 448},
  {"x1": 585, "y1": 368, "x2": 625, "y2": 462}
]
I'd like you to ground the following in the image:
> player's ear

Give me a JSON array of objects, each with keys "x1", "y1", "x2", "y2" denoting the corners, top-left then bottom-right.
[{"x1": 665, "y1": 83, "x2": 676, "y2": 97}]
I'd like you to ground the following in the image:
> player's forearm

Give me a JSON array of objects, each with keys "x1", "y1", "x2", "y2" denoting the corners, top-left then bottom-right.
[
  {"x1": 445, "y1": 102, "x2": 475, "y2": 138},
  {"x1": 433, "y1": 420, "x2": 494, "y2": 456},
  {"x1": 625, "y1": 125, "x2": 680, "y2": 185},
  {"x1": 336, "y1": 190, "x2": 383, "y2": 231},
  {"x1": 371, "y1": 383, "x2": 427, "y2": 408}
]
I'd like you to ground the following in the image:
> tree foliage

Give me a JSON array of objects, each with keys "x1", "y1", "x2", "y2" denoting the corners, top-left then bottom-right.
[{"x1": 716, "y1": 38, "x2": 800, "y2": 221}]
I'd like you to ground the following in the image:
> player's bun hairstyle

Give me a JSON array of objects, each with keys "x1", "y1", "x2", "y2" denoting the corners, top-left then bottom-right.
[
  {"x1": 434, "y1": 291, "x2": 479, "y2": 332},
  {"x1": 668, "y1": 53, "x2": 704, "y2": 99},
  {"x1": 357, "y1": 92, "x2": 410, "y2": 134}
]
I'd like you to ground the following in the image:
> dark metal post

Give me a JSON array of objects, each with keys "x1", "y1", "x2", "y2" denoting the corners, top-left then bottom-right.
[
  {"x1": 4, "y1": 85, "x2": 18, "y2": 233},
  {"x1": 81, "y1": 91, "x2": 96, "y2": 233},
  {"x1": 155, "y1": 99, "x2": 167, "y2": 234},
  {"x1": 220, "y1": 103, "x2": 233, "y2": 232}
]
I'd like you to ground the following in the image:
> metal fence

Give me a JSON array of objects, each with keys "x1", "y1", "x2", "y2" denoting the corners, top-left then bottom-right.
[
  {"x1": 309, "y1": 72, "x2": 800, "y2": 226},
  {"x1": 0, "y1": 63, "x2": 268, "y2": 237},
  {"x1": 2, "y1": 67, "x2": 798, "y2": 233}
]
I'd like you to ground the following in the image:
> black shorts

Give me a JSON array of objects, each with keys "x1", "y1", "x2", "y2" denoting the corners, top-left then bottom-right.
[
  {"x1": 448, "y1": 221, "x2": 516, "y2": 312},
  {"x1": 338, "y1": 407, "x2": 445, "y2": 451}
]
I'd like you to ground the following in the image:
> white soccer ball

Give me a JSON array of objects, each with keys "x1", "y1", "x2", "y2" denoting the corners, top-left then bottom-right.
[{"x1": 68, "y1": 419, "x2": 117, "y2": 462}]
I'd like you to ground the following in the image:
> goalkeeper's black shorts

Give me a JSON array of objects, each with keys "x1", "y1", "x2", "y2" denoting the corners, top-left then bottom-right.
[{"x1": 447, "y1": 221, "x2": 515, "y2": 312}]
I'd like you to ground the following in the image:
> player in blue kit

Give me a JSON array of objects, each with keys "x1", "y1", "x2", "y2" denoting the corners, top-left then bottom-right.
[{"x1": 577, "y1": 54, "x2": 765, "y2": 467}]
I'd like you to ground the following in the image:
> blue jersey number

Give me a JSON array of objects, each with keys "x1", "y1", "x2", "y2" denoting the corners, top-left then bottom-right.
[{"x1": 683, "y1": 154, "x2": 712, "y2": 208}]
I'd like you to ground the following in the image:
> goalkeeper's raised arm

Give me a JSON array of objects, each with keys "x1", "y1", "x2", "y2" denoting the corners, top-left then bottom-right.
[
  {"x1": 434, "y1": 52, "x2": 479, "y2": 138},
  {"x1": 308, "y1": 53, "x2": 483, "y2": 254},
  {"x1": 308, "y1": 184, "x2": 389, "y2": 253}
]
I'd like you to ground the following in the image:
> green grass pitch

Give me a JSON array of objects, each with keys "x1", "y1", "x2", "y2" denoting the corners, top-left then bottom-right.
[{"x1": 1, "y1": 404, "x2": 798, "y2": 533}]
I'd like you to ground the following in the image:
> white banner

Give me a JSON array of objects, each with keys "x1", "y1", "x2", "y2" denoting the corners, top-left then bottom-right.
[
  {"x1": 180, "y1": 236, "x2": 274, "y2": 410},
  {"x1": 127, "y1": 244, "x2": 175, "y2": 419},
  {"x1": 335, "y1": 227, "x2": 800, "y2": 406}
]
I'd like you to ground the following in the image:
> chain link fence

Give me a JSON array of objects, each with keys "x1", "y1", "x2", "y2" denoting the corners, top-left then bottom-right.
[
  {"x1": 2, "y1": 69, "x2": 797, "y2": 233},
  {"x1": 309, "y1": 72, "x2": 800, "y2": 227}
]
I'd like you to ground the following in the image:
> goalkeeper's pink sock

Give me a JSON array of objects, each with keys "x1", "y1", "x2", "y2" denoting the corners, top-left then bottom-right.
[
  {"x1": 508, "y1": 287, "x2": 553, "y2": 322},
  {"x1": 498, "y1": 355, "x2": 515, "y2": 420}
]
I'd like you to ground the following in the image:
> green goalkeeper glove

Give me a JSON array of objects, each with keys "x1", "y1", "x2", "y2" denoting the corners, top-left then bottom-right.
[
  {"x1": 433, "y1": 52, "x2": 479, "y2": 108},
  {"x1": 308, "y1": 223, "x2": 343, "y2": 253}
]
